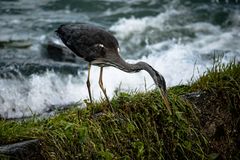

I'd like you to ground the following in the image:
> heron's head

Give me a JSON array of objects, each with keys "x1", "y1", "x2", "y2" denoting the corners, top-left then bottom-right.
[
  {"x1": 137, "y1": 62, "x2": 166, "y2": 92},
  {"x1": 153, "y1": 71, "x2": 167, "y2": 94},
  {"x1": 137, "y1": 62, "x2": 172, "y2": 115}
]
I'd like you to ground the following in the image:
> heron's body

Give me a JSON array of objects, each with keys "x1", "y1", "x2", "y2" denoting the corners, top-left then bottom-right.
[
  {"x1": 56, "y1": 23, "x2": 171, "y2": 114},
  {"x1": 56, "y1": 24, "x2": 118, "y2": 65}
]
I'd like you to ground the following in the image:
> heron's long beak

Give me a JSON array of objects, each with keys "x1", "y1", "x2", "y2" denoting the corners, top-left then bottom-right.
[{"x1": 159, "y1": 88, "x2": 172, "y2": 115}]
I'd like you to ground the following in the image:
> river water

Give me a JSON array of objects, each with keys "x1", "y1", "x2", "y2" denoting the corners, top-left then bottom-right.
[{"x1": 0, "y1": 0, "x2": 239, "y2": 119}]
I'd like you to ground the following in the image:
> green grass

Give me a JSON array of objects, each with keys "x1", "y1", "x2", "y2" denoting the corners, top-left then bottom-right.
[
  {"x1": 0, "y1": 91, "x2": 207, "y2": 159},
  {"x1": 191, "y1": 61, "x2": 240, "y2": 114},
  {"x1": 0, "y1": 61, "x2": 239, "y2": 159}
]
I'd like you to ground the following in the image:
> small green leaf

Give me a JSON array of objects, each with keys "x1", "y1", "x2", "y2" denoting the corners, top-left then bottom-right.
[
  {"x1": 208, "y1": 153, "x2": 220, "y2": 160},
  {"x1": 127, "y1": 122, "x2": 135, "y2": 133},
  {"x1": 98, "y1": 151, "x2": 114, "y2": 160},
  {"x1": 132, "y1": 141, "x2": 144, "y2": 157}
]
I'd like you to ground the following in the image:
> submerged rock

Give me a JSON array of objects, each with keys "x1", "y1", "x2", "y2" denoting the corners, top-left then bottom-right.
[
  {"x1": 0, "y1": 139, "x2": 43, "y2": 160},
  {"x1": 0, "y1": 39, "x2": 32, "y2": 49}
]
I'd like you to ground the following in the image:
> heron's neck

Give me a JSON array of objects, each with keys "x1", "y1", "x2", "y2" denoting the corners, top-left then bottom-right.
[
  {"x1": 113, "y1": 57, "x2": 142, "y2": 72},
  {"x1": 115, "y1": 58, "x2": 160, "y2": 83},
  {"x1": 113, "y1": 57, "x2": 166, "y2": 91},
  {"x1": 124, "y1": 61, "x2": 156, "y2": 75}
]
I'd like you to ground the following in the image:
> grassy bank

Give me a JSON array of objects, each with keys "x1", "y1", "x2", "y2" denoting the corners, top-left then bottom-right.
[{"x1": 0, "y1": 61, "x2": 239, "y2": 159}]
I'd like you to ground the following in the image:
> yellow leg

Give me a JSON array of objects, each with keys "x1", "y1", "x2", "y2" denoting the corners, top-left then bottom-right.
[
  {"x1": 99, "y1": 67, "x2": 113, "y2": 111},
  {"x1": 86, "y1": 63, "x2": 93, "y2": 103}
]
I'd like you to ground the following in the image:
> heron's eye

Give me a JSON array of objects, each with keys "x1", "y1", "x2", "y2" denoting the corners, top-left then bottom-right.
[{"x1": 95, "y1": 44, "x2": 104, "y2": 48}]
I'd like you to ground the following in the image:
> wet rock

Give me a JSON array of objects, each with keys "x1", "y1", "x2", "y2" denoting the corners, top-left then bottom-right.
[
  {"x1": 0, "y1": 59, "x2": 84, "y2": 79},
  {"x1": 44, "y1": 41, "x2": 85, "y2": 64},
  {"x1": 0, "y1": 139, "x2": 44, "y2": 160},
  {"x1": 182, "y1": 91, "x2": 208, "y2": 109}
]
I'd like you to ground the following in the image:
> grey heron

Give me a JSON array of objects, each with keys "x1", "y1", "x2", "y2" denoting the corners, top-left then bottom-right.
[{"x1": 56, "y1": 23, "x2": 171, "y2": 114}]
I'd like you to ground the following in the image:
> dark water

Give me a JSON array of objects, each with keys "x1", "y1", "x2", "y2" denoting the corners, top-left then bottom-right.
[{"x1": 0, "y1": 0, "x2": 239, "y2": 118}]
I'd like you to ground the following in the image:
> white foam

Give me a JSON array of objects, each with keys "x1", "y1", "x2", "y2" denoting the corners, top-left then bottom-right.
[
  {"x1": 110, "y1": 9, "x2": 181, "y2": 39},
  {"x1": 0, "y1": 71, "x2": 85, "y2": 119}
]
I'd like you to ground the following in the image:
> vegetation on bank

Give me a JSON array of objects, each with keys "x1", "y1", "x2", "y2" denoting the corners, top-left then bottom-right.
[{"x1": 0, "y1": 61, "x2": 239, "y2": 159}]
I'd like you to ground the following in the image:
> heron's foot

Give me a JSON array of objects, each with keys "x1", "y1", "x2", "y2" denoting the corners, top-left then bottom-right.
[
  {"x1": 89, "y1": 97, "x2": 93, "y2": 104},
  {"x1": 101, "y1": 90, "x2": 114, "y2": 112},
  {"x1": 83, "y1": 99, "x2": 93, "y2": 105},
  {"x1": 102, "y1": 92, "x2": 114, "y2": 112},
  {"x1": 99, "y1": 85, "x2": 114, "y2": 112}
]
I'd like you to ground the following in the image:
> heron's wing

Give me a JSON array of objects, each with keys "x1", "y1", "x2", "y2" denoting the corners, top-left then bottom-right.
[{"x1": 56, "y1": 23, "x2": 119, "y2": 61}]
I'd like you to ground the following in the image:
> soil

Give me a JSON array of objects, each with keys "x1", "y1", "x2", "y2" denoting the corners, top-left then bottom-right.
[{"x1": 184, "y1": 91, "x2": 240, "y2": 159}]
